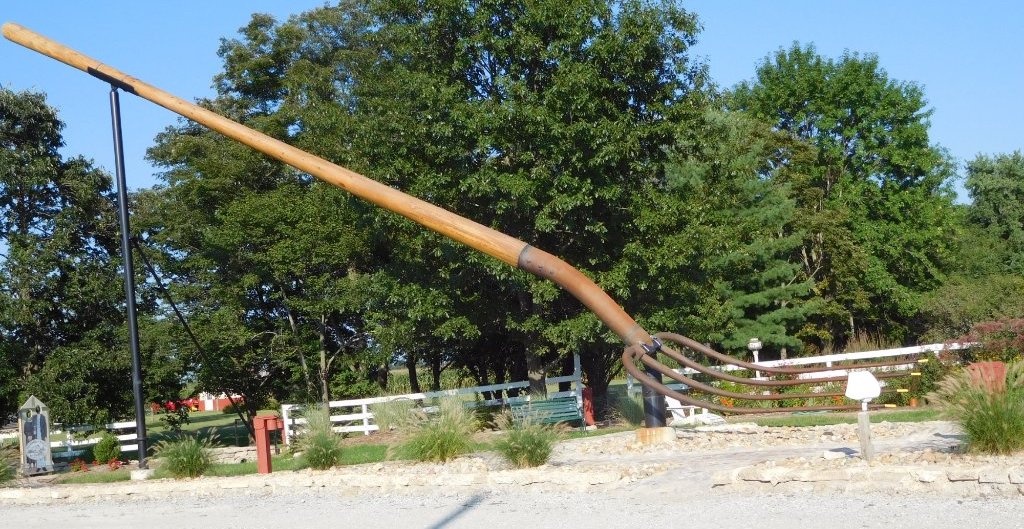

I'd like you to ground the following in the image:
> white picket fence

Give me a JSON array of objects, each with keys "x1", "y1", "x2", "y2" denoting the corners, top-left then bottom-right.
[
  {"x1": 281, "y1": 355, "x2": 583, "y2": 444},
  {"x1": 50, "y1": 420, "x2": 139, "y2": 459},
  {"x1": 627, "y1": 341, "x2": 974, "y2": 397}
]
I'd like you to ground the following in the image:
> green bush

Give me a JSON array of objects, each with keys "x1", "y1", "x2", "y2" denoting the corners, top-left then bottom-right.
[
  {"x1": 928, "y1": 361, "x2": 1024, "y2": 454},
  {"x1": 400, "y1": 398, "x2": 478, "y2": 462},
  {"x1": 155, "y1": 436, "x2": 213, "y2": 479},
  {"x1": 919, "y1": 274, "x2": 1024, "y2": 343},
  {"x1": 914, "y1": 352, "x2": 961, "y2": 398},
  {"x1": 958, "y1": 319, "x2": 1024, "y2": 363},
  {"x1": 297, "y1": 405, "x2": 344, "y2": 470},
  {"x1": 92, "y1": 431, "x2": 122, "y2": 464},
  {"x1": 493, "y1": 413, "x2": 563, "y2": 468}
]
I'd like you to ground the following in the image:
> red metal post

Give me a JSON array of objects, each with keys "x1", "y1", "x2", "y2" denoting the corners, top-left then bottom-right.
[
  {"x1": 582, "y1": 387, "x2": 596, "y2": 426},
  {"x1": 254, "y1": 415, "x2": 274, "y2": 474}
]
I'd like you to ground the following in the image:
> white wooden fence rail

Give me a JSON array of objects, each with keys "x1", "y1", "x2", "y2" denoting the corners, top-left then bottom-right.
[
  {"x1": 281, "y1": 354, "x2": 583, "y2": 444},
  {"x1": 626, "y1": 342, "x2": 974, "y2": 397},
  {"x1": 49, "y1": 420, "x2": 139, "y2": 458}
]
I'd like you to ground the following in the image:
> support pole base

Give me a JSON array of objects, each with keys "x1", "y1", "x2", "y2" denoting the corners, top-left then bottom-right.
[
  {"x1": 130, "y1": 468, "x2": 155, "y2": 481},
  {"x1": 635, "y1": 426, "x2": 676, "y2": 445},
  {"x1": 857, "y1": 411, "x2": 875, "y2": 461}
]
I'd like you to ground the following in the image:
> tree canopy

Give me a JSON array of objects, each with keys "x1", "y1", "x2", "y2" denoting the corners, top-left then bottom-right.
[{"x1": 1, "y1": 3, "x2": 1020, "y2": 423}]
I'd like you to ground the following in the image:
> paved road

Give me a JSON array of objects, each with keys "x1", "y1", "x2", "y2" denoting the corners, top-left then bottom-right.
[{"x1": 3, "y1": 488, "x2": 1023, "y2": 529}]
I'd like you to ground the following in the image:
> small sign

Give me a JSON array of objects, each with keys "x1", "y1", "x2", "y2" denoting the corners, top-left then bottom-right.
[{"x1": 18, "y1": 395, "x2": 53, "y2": 476}]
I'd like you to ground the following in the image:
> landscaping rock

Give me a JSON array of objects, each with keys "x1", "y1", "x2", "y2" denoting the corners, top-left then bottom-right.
[
  {"x1": 948, "y1": 468, "x2": 980, "y2": 482},
  {"x1": 911, "y1": 470, "x2": 944, "y2": 483},
  {"x1": 978, "y1": 469, "x2": 1009, "y2": 484}
]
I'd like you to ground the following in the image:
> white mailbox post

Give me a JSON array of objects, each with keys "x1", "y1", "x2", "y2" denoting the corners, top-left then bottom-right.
[{"x1": 845, "y1": 371, "x2": 881, "y2": 460}]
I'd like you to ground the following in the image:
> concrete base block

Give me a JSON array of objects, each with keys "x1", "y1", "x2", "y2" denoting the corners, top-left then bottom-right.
[
  {"x1": 130, "y1": 468, "x2": 156, "y2": 481},
  {"x1": 635, "y1": 426, "x2": 675, "y2": 445}
]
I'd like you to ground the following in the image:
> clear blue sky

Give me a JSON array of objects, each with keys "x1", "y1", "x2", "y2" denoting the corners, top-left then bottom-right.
[{"x1": 3, "y1": 1, "x2": 1022, "y2": 201}]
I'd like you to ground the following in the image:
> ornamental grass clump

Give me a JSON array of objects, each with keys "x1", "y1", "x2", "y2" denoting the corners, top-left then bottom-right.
[
  {"x1": 155, "y1": 435, "x2": 213, "y2": 479},
  {"x1": 400, "y1": 398, "x2": 478, "y2": 462},
  {"x1": 0, "y1": 443, "x2": 16, "y2": 486},
  {"x1": 493, "y1": 412, "x2": 563, "y2": 468},
  {"x1": 297, "y1": 404, "x2": 344, "y2": 470},
  {"x1": 928, "y1": 361, "x2": 1024, "y2": 454},
  {"x1": 370, "y1": 398, "x2": 420, "y2": 433},
  {"x1": 609, "y1": 392, "x2": 645, "y2": 426}
]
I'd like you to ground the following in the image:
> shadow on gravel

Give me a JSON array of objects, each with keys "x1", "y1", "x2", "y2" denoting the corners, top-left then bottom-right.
[{"x1": 425, "y1": 493, "x2": 485, "y2": 529}]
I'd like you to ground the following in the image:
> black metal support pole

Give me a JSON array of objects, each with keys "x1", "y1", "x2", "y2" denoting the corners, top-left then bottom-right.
[
  {"x1": 641, "y1": 365, "x2": 667, "y2": 428},
  {"x1": 109, "y1": 87, "x2": 148, "y2": 469}
]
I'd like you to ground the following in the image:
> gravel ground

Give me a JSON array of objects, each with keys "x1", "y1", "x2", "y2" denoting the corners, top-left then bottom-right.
[
  {"x1": 4, "y1": 420, "x2": 1022, "y2": 528},
  {"x1": 4, "y1": 489, "x2": 1024, "y2": 529}
]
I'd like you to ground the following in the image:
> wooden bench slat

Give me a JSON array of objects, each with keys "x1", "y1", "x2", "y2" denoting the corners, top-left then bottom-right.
[{"x1": 510, "y1": 397, "x2": 584, "y2": 430}]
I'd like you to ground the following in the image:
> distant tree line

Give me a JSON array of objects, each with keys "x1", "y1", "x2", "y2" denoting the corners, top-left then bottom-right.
[{"x1": 2, "y1": 0, "x2": 1023, "y2": 424}]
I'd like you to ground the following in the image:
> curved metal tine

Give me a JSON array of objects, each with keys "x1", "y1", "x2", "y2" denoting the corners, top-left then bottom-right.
[
  {"x1": 623, "y1": 345, "x2": 886, "y2": 415},
  {"x1": 657, "y1": 332, "x2": 921, "y2": 376}
]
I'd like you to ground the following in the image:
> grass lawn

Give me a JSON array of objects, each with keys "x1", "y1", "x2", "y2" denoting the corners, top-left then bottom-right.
[
  {"x1": 567, "y1": 424, "x2": 633, "y2": 439},
  {"x1": 146, "y1": 410, "x2": 279, "y2": 446},
  {"x1": 734, "y1": 407, "x2": 942, "y2": 428},
  {"x1": 57, "y1": 468, "x2": 131, "y2": 484},
  {"x1": 55, "y1": 444, "x2": 395, "y2": 483},
  {"x1": 340, "y1": 444, "x2": 389, "y2": 465}
]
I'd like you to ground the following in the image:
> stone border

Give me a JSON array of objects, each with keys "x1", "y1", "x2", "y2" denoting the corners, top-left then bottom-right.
[
  {"x1": 0, "y1": 459, "x2": 667, "y2": 505},
  {"x1": 713, "y1": 462, "x2": 1024, "y2": 496}
]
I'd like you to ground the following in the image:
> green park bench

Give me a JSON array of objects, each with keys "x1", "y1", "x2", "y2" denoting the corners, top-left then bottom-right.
[{"x1": 510, "y1": 397, "x2": 585, "y2": 431}]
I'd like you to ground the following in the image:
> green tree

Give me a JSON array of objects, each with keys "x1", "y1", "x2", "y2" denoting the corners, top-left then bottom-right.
[
  {"x1": 918, "y1": 274, "x2": 1024, "y2": 342},
  {"x1": 141, "y1": 6, "x2": 385, "y2": 417},
  {"x1": 965, "y1": 152, "x2": 1024, "y2": 273},
  {"x1": 348, "y1": 0, "x2": 705, "y2": 406},
  {"x1": 0, "y1": 88, "x2": 170, "y2": 424},
  {"x1": 728, "y1": 43, "x2": 959, "y2": 348},
  {"x1": 149, "y1": 1, "x2": 708, "y2": 415},
  {"x1": 667, "y1": 108, "x2": 819, "y2": 359}
]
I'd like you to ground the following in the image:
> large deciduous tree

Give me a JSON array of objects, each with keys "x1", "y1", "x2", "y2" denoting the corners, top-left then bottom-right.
[
  {"x1": 142, "y1": 6, "x2": 384, "y2": 415},
  {"x1": 146, "y1": 0, "x2": 707, "y2": 414},
  {"x1": 965, "y1": 152, "x2": 1024, "y2": 273},
  {"x1": 349, "y1": 0, "x2": 706, "y2": 403},
  {"x1": 0, "y1": 88, "x2": 179, "y2": 425},
  {"x1": 728, "y1": 43, "x2": 959, "y2": 348}
]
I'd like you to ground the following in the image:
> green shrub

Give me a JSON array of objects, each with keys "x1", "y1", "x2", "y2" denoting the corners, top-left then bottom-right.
[
  {"x1": 958, "y1": 319, "x2": 1024, "y2": 363},
  {"x1": 160, "y1": 407, "x2": 191, "y2": 434},
  {"x1": 92, "y1": 431, "x2": 122, "y2": 464},
  {"x1": 297, "y1": 405, "x2": 344, "y2": 470},
  {"x1": 155, "y1": 436, "x2": 213, "y2": 478},
  {"x1": 493, "y1": 412, "x2": 563, "y2": 468},
  {"x1": 928, "y1": 361, "x2": 1024, "y2": 454},
  {"x1": 914, "y1": 352, "x2": 961, "y2": 398},
  {"x1": 400, "y1": 398, "x2": 478, "y2": 462}
]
